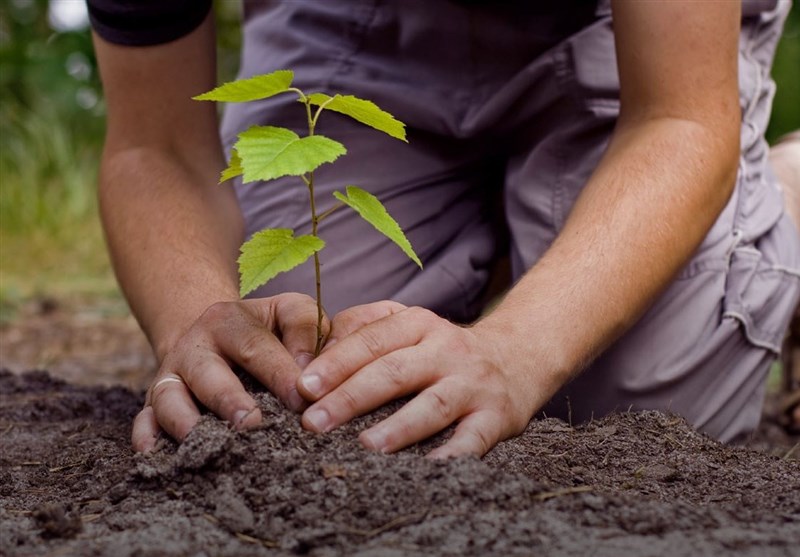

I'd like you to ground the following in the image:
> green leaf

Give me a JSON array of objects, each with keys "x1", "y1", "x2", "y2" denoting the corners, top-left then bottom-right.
[
  {"x1": 238, "y1": 229, "x2": 325, "y2": 297},
  {"x1": 193, "y1": 70, "x2": 294, "y2": 102},
  {"x1": 235, "y1": 126, "x2": 346, "y2": 182},
  {"x1": 220, "y1": 148, "x2": 243, "y2": 183},
  {"x1": 333, "y1": 186, "x2": 422, "y2": 268},
  {"x1": 308, "y1": 93, "x2": 407, "y2": 142}
]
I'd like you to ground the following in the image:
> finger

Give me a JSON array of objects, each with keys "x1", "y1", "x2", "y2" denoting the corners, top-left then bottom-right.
[
  {"x1": 266, "y1": 293, "x2": 330, "y2": 369},
  {"x1": 426, "y1": 411, "x2": 503, "y2": 459},
  {"x1": 301, "y1": 346, "x2": 431, "y2": 434},
  {"x1": 180, "y1": 352, "x2": 262, "y2": 429},
  {"x1": 131, "y1": 406, "x2": 160, "y2": 452},
  {"x1": 326, "y1": 301, "x2": 407, "y2": 348},
  {"x1": 298, "y1": 306, "x2": 433, "y2": 401},
  {"x1": 150, "y1": 374, "x2": 202, "y2": 443},
  {"x1": 210, "y1": 309, "x2": 306, "y2": 412},
  {"x1": 357, "y1": 383, "x2": 471, "y2": 453}
]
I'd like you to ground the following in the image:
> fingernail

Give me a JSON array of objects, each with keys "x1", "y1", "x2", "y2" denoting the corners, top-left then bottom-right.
[
  {"x1": 295, "y1": 353, "x2": 313, "y2": 370},
  {"x1": 287, "y1": 387, "x2": 306, "y2": 413},
  {"x1": 300, "y1": 373, "x2": 323, "y2": 398},
  {"x1": 361, "y1": 429, "x2": 389, "y2": 453},
  {"x1": 232, "y1": 408, "x2": 255, "y2": 429},
  {"x1": 304, "y1": 407, "x2": 331, "y2": 432}
]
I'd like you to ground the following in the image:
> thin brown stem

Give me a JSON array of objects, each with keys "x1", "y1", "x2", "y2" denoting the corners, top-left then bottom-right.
[
  {"x1": 302, "y1": 93, "x2": 326, "y2": 355},
  {"x1": 317, "y1": 201, "x2": 345, "y2": 223},
  {"x1": 307, "y1": 171, "x2": 325, "y2": 356}
]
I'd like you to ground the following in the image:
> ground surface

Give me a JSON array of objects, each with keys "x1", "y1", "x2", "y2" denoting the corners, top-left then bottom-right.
[{"x1": 1, "y1": 301, "x2": 799, "y2": 556}]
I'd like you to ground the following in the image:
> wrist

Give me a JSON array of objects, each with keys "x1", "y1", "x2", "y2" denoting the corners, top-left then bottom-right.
[
  {"x1": 143, "y1": 289, "x2": 241, "y2": 363},
  {"x1": 470, "y1": 315, "x2": 572, "y2": 416}
]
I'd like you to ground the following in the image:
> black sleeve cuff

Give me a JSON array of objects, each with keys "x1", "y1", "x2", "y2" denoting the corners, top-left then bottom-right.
[{"x1": 87, "y1": 0, "x2": 213, "y2": 47}]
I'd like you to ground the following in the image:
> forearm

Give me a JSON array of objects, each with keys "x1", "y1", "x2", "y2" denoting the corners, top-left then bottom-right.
[
  {"x1": 477, "y1": 118, "x2": 739, "y2": 392},
  {"x1": 100, "y1": 147, "x2": 243, "y2": 361},
  {"x1": 92, "y1": 13, "x2": 247, "y2": 362}
]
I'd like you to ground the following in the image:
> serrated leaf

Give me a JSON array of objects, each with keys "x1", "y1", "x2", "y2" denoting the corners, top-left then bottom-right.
[
  {"x1": 238, "y1": 229, "x2": 325, "y2": 297},
  {"x1": 235, "y1": 126, "x2": 346, "y2": 182},
  {"x1": 193, "y1": 70, "x2": 294, "y2": 102},
  {"x1": 308, "y1": 93, "x2": 407, "y2": 142},
  {"x1": 220, "y1": 148, "x2": 243, "y2": 183},
  {"x1": 333, "y1": 186, "x2": 422, "y2": 268}
]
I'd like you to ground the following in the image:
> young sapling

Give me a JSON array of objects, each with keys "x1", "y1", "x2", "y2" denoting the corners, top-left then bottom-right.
[{"x1": 194, "y1": 70, "x2": 422, "y2": 355}]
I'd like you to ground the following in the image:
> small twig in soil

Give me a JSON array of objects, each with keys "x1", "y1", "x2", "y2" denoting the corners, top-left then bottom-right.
[
  {"x1": 346, "y1": 509, "x2": 430, "y2": 538},
  {"x1": 49, "y1": 461, "x2": 85, "y2": 473},
  {"x1": 234, "y1": 532, "x2": 280, "y2": 548},
  {"x1": 19, "y1": 461, "x2": 43, "y2": 466},
  {"x1": 203, "y1": 514, "x2": 279, "y2": 549},
  {"x1": 81, "y1": 513, "x2": 103, "y2": 523},
  {"x1": 321, "y1": 463, "x2": 348, "y2": 479},
  {"x1": 783, "y1": 441, "x2": 800, "y2": 460},
  {"x1": 1, "y1": 423, "x2": 13, "y2": 435},
  {"x1": 663, "y1": 434, "x2": 685, "y2": 449},
  {"x1": 534, "y1": 485, "x2": 593, "y2": 502},
  {"x1": 203, "y1": 513, "x2": 219, "y2": 524}
]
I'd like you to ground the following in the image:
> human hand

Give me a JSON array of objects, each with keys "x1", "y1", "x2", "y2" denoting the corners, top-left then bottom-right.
[
  {"x1": 296, "y1": 302, "x2": 557, "y2": 458},
  {"x1": 131, "y1": 293, "x2": 328, "y2": 452}
]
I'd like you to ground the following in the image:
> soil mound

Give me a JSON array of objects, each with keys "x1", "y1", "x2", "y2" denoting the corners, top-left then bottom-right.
[{"x1": 1, "y1": 370, "x2": 798, "y2": 556}]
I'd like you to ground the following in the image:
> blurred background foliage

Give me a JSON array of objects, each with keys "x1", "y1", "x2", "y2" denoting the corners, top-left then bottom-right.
[
  {"x1": 0, "y1": 1, "x2": 798, "y2": 318},
  {"x1": 0, "y1": 0, "x2": 242, "y2": 319}
]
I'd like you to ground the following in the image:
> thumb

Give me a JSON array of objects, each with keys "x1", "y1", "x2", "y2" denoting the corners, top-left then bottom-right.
[{"x1": 269, "y1": 293, "x2": 330, "y2": 368}]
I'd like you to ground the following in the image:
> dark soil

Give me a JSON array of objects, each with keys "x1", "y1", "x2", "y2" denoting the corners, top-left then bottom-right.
[{"x1": 2, "y1": 369, "x2": 799, "y2": 557}]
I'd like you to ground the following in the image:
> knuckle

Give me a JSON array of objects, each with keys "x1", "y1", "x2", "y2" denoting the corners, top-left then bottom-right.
[
  {"x1": 209, "y1": 388, "x2": 235, "y2": 415},
  {"x1": 466, "y1": 426, "x2": 492, "y2": 456},
  {"x1": 356, "y1": 327, "x2": 385, "y2": 359},
  {"x1": 201, "y1": 301, "x2": 233, "y2": 323},
  {"x1": 441, "y1": 329, "x2": 472, "y2": 355},
  {"x1": 237, "y1": 333, "x2": 264, "y2": 367},
  {"x1": 428, "y1": 389, "x2": 454, "y2": 422},
  {"x1": 377, "y1": 354, "x2": 405, "y2": 387},
  {"x1": 276, "y1": 292, "x2": 318, "y2": 316},
  {"x1": 336, "y1": 387, "x2": 361, "y2": 415},
  {"x1": 286, "y1": 292, "x2": 316, "y2": 306},
  {"x1": 383, "y1": 300, "x2": 408, "y2": 312},
  {"x1": 405, "y1": 305, "x2": 434, "y2": 324}
]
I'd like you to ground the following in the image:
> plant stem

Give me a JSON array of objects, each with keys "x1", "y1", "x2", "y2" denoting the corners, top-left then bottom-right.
[
  {"x1": 302, "y1": 93, "x2": 325, "y2": 356},
  {"x1": 317, "y1": 202, "x2": 345, "y2": 223},
  {"x1": 307, "y1": 171, "x2": 325, "y2": 356}
]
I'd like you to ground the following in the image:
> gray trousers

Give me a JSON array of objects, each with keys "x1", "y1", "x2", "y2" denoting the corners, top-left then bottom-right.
[{"x1": 220, "y1": 0, "x2": 800, "y2": 442}]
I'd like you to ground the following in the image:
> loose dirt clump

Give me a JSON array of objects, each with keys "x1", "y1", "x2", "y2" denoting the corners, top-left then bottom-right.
[{"x1": 1, "y1": 369, "x2": 799, "y2": 557}]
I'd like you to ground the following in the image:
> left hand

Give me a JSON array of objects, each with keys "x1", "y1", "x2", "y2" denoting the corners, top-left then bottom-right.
[{"x1": 295, "y1": 302, "x2": 557, "y2": 458}]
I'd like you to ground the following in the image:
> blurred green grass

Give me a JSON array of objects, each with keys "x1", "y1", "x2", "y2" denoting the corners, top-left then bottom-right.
[
  {"x1": 0, "y1": 0, "x2": 110, "y2": 319},
  {"x1": 1, "y1": 1, "x2": 798, "y2": 319},
  {"x1": 0, "y1": 1, "x2": 241, "y2": 320}
]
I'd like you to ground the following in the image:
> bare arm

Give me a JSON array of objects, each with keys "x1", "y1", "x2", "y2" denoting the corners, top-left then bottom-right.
[
  {"x1": 94, "y1": 14, "x2": 323, "y2": 450},
  {"x1": 96, "y1": 13, "x2": 241, "y2": 359},
  {"x1": 479, "y1": 0, "x2": 742, "y2": 388},
  {"x1": 293, "y1": 0, "x2": 742, "y2": 457}
]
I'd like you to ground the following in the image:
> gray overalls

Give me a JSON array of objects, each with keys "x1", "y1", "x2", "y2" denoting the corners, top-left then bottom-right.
[{"x1": 220, "y1": 0, "x2": 800, "y2": 442}]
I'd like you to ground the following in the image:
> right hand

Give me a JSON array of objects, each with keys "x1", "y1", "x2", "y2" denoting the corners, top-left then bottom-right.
[{"x1": 131, "y1": 293, "x2": 328, "y2": 452}]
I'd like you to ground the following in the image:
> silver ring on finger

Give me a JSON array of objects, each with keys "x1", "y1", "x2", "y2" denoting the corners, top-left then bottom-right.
[{"x1": 152, "y1": 373, "x2": 185, "y2": 392}]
